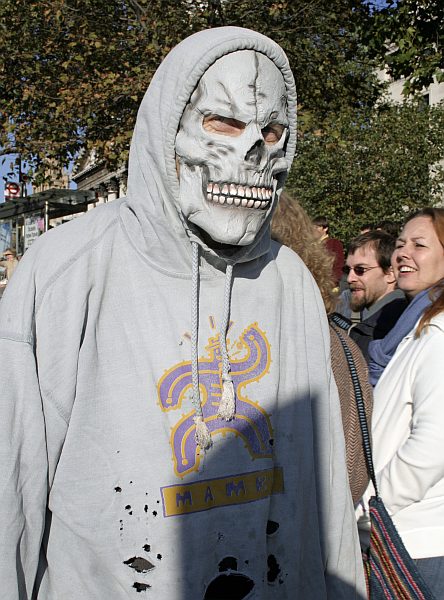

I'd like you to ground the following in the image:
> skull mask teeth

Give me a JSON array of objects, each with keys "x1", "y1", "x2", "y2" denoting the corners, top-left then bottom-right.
[
  {"x1": 206, "y1": 182, "x2": 272, "y2": 210},
  {"x1": 175, "y1": 50, "x2": 289, "y2": 246}
]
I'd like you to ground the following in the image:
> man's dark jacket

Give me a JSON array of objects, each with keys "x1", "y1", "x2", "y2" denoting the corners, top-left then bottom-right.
[{"x1": 332, "y1": 290, "x2": 408, "y2": 363}]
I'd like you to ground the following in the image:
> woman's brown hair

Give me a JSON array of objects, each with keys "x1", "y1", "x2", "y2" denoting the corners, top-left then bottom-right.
[
  {"x1": 405, "y1": 208, "x2": 444, "y2": 336},
  {"x1": 271, "y1": 192, "x2": 337, "y2": 313}
]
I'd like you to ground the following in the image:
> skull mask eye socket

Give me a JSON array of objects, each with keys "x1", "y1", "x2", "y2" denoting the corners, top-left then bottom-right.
[
  {"x1": 261, "y1": 123, "x2": 285, "y2": 145},
  {"x1": 203, "y1": 115, "x2": 246, "y2": 137},
  {"x1": 203, "y1": 114, "x2": 285, "y2": 146}
]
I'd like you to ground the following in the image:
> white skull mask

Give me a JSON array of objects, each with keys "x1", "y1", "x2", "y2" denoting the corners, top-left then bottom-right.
[{"x1": 175, "y1": 50, "x2": 289, "y2": 246}]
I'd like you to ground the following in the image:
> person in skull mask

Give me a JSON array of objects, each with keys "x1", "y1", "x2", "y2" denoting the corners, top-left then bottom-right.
[{"x1": 0, "y1": 28, "x2": 365, "y2": 599}]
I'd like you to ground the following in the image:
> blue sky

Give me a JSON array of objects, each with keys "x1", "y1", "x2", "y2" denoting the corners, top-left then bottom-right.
[
  {"x1": 367, "y1": 0, "x2": 393, "y2": 8},
  {"x1": 0, "y1": 154, "x2": 34, "y2": 202},
  {"x1": 0, "y1": 155, "x2": 17, "y2": 203}
]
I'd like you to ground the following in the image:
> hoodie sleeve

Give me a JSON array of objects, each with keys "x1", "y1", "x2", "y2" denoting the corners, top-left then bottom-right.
[
  {"x1": 0, "y1": 232, "x2": 89, "y2": 598},
  {"x1": 0, "y1": 335, "x2": 48, "y2": 599}
]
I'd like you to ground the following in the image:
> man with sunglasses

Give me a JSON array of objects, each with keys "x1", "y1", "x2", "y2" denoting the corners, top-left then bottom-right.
[{"x1": 333, "y1": 230, "x2": 407, "y2": 362}]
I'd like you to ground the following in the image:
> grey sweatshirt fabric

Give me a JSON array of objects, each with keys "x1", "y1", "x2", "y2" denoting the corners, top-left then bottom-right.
[{"x1": 0, "y1": 27, "x2": 365, "y2": 599}]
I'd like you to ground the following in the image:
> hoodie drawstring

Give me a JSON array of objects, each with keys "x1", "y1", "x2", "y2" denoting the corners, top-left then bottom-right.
[
  {"x1": 217, "y1": 263, "x2": 235, "y2": 421},
  {"x1": 191, "y1": 241, "x2": 213, "y2": 450},
  {"x1": 190, "y1": 241, "x2": 236, "y2": 452}
]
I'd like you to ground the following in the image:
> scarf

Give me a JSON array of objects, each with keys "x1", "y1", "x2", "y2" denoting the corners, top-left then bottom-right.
[{"x1": 368, "y1": 288, "x2": 433, "y2": 386}]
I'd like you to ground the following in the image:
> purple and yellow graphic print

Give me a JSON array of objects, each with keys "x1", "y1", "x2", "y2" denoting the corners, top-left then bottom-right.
[{"x1": 157, "y1": 322, "x2": 273, "y2": 478}]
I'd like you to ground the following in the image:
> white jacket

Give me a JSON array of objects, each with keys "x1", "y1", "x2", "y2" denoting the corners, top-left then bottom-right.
[{"x1": 359, "y1": 312, "x2": 444, "y2": 559}]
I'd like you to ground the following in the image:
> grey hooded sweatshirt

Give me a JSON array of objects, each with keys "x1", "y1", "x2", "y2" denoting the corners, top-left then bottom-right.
[{"x1": 0, "y1": 27, "x2": 365, "y2": 599}]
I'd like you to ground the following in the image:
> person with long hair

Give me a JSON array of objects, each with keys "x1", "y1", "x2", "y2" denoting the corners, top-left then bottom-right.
[
  {"x1": 272, "y1": 193, "x2": 373, "y2": 504},
  {"x1": 272, "y1": 193, "x2": 337, "y2": 311},
  {"x1": 360, "y1": 207, "x2": 444, "y2": 596}
]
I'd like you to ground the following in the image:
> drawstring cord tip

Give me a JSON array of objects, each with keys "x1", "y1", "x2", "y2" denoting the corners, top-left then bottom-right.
[
  {"x1": 194, "y1": 415, "x2": 213, "y2": 450},
  {"x1": 218, "y1": 378, "x2": 236, "y2": 421}
]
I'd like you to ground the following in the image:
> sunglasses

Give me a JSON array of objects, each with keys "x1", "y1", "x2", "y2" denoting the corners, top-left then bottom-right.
[{"x1": 343, "y1": 265, "x2": 380, "y2": 276}]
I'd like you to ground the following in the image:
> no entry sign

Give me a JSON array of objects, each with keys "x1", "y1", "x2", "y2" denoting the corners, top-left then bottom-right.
[{"x1": 4, "y1": 181, "x2": 21, "y2": 200}]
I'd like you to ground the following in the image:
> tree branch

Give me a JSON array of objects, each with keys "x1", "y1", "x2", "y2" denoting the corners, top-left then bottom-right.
[{"x1": 126, "y1": 0, "x2": 148, "y2": 29}]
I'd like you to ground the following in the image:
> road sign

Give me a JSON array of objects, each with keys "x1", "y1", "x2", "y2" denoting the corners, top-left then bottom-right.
[{"x1": 4, "y1": 181, "x2": 21, "y2": 200}]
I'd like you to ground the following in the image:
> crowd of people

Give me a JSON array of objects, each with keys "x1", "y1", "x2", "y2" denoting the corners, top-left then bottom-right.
[{"x1": 0, "y1": 25, "x2": 443, "y2": 600}]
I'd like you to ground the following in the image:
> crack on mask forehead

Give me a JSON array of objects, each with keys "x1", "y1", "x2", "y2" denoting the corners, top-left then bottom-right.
[
  {"x1": 253, "y1": 51, "x2": 260, "y2": 123},
  {"x1": 255, "y1": 53, "x2": 287, "y2": 128},
  {"x1": 194, "y1": 51, "x2": 262, "y2": 124},
  {"x1": 217, "y1": 81, "x2": 244, "y2": 118}
]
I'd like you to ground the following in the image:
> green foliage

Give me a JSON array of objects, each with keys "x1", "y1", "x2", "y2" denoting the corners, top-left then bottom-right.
[
  {"x1": 3, "y1": 0, "x2": 442, "y2": 243},
  {"x1": 0, "y1": 0, "x2": 381, "y2": 183},
  {"x1": 204, "y1": 0, "x2": 382, "y2": 118},
  {"x1": 286, "y1": 100, "x2": 444, "y2": 245},
  {"x1": 0, "y1": 0, "x2": 192, "y2": 184},
  {"x1": 366, "y1": 0, "x2": 444, "y2": 95}
]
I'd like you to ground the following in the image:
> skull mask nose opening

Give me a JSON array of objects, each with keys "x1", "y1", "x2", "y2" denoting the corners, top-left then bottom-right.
[{"x1": 245, "y1": 139, "x2": 265, "y2": 164}]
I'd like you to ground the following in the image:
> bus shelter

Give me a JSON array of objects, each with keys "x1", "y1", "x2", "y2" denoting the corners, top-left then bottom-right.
[{"x1": 0, "y1": 188, "x2": 96, "y2": 255}]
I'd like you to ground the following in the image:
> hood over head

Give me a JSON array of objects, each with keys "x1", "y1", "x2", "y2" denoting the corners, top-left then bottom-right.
[{"x1": 124, "y1": 26, "x2": 297, "y2": 274}]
